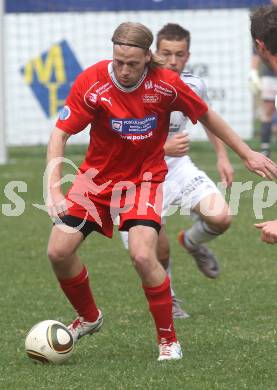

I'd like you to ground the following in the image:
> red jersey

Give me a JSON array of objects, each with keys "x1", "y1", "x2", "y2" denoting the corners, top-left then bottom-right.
[{"x1": 56, "y1": 60, "x2": 208, "y2": 197}]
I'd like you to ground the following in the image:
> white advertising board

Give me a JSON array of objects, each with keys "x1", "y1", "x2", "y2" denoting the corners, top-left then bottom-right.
[{"x1": 5, "y1": 9, "x2": 252, "y2": 145}]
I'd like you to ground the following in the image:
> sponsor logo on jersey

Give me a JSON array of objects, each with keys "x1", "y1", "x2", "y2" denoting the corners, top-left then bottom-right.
[
  {"x1": 96, "y1": 82, "x2": 112, "y2": 95},
  {"x1": 111, "y1": 120, "x2": 123, "y2": 132},
  {"x1": 154, "y1": 83, "x2": 174, "y2": 96},
  {"x1": 120, "y1": 131, "x2": 153, "y2": 141},
  {"x1": 101, "y1": 96, "x2": 112, "y2": 106},
  {"x1": 145, "y1": 80, "x2": 153, "y2": 90},
  {"x1": 59, "y1": 105, "x2": 71, "y2": 120},
  {"x1": 88, "y1": 93, "x2": 97, "y2": 103},
  {"x1": 143, "y1": 94, "x2": 161, "y2": 103},
  {"x1": 110, "y1": 114, "x2": 157, "y2": 140},
  {"x1": 85, "y1": 83, "x2": 113, "y2": 108}
]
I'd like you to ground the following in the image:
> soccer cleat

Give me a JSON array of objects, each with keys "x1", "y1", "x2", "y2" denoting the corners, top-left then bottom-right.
[
  {"x1": 68, "y1": 310, "x2": 103, "y2": 342},
  {"x1": 260, "y1": 148, "x2": 271, "y2": 157},
  {"x1": 178, "y1": 230, "x2": 220, "y2": 279},
  {"x1": 158, "y1": 339, "x2": 183, "y2": 361},
  {"x1": 172, "y1": 296, "x2": 190, "y2": 319}
]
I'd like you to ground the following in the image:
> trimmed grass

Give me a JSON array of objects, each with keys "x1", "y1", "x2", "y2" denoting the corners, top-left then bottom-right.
[{"x1": 0, "y1": 142, "x2": 277, "y2": 389}]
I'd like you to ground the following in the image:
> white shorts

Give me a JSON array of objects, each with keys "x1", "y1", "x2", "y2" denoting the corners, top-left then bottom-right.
[
  {"x1": 119, "y1": 158, "x2": 220, "y2": 248},
  {"x1": 261, "y1": 76, "x2": 277, "y2": 101},
  {"x1": 162, "y1": 158, "x2": 220, "y2": 221}
]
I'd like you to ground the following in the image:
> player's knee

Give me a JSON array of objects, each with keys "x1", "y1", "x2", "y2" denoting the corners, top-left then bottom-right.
[
  {"x1": 47, "y1": 243, "x2": 71, "y2": 264},
  {"x1": 220, "y1": 213, "x2": 232, "y2": 232},
  {"x1": 130, "y1": 250, "x2": 152, "y2": 271},
  {"x1": 208, "y1": 212, "x2": 232, "y2": 233}
]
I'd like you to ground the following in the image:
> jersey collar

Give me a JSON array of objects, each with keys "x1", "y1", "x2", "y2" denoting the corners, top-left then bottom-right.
[{"x1": 108, "y1": 62, "x2": 148, "y2": 93}]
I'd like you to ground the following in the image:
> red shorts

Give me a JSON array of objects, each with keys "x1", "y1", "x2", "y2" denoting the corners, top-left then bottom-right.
[{"x1": 65, "y1": 179, "x2": 163, "y2": 238}]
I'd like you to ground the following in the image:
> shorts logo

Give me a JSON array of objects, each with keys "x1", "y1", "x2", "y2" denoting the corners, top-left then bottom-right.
[
  {"x1": 143, "y1": 94, "x2": 161, "y2": 103},
  {"x1": 59, "y1": 105, "x2": 71, "y2": 120}
]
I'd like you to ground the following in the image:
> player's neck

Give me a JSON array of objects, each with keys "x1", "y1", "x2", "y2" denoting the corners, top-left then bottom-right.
[{"x1": 108, "y1": 62, "x2": 148, "y2": 92}]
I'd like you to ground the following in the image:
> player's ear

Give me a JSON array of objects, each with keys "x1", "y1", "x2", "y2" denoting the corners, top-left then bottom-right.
[
  {"x1": 255, "y1": 39, "x2": 266, "y2": 52},
  {"x1": 145, "y1": 49, "x2": 152, "y2": 64}
]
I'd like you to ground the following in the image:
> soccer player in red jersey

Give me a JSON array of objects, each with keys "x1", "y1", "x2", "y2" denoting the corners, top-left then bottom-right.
[
  {"x1": 119, "y1": 23, "x2": 234, "y2": 319},
  {"x1": 46, "y1": 22, "x2": 277, "y2": 361}
]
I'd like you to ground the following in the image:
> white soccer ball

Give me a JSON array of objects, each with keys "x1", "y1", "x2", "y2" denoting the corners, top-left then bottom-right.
[{"x1": 25, "y1": 320, "x2": 74, "y2": 364}]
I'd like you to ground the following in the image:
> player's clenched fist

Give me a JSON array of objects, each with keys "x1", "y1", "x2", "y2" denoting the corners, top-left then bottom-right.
[
  {"x1": 47, "y1": 191, "x2": 68, "y2": 218},
  {"x1": 164, "y1": 131, "x2": 189, "y2": 157}
]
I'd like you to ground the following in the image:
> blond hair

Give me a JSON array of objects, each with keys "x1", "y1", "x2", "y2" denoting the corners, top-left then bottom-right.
[{"x1": 112, "y1": 22, "x2": 164, "y2": 69}]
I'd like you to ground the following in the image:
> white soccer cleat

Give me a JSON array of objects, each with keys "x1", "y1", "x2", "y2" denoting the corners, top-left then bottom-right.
[
  {"x1": 158, "y1": 339, "x2": 183, "y2": 361},
  {"x1": 68, "y1": 310, "x2": 103, "y2": 342}
]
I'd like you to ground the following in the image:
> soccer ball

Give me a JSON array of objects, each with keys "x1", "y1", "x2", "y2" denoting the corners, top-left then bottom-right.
[{"x1": 25, "y1": 320, "x2": 74, "y2": 364}]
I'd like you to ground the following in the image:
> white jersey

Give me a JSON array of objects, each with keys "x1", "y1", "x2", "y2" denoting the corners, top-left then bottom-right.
[
  {"x1": 119, "y1": 73, "x2": 219, "y2": 248},
  {"x1": 165, "y1": 72, "x2": 210, "y2": 174},
  {"x1": 161, "y1": 72, "x2": 219, "y2": 217}
]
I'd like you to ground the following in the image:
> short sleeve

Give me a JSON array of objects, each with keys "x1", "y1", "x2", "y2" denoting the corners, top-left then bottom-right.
[
  {"x1": 187, "y1": 78, "x2": 210, "y2": 105},
  {"x1": 56, "y1": 71, "x2": 97, "y2": 134},
  {"x1": 170, "y1": 74, "x2": 208, "y2": 124}
]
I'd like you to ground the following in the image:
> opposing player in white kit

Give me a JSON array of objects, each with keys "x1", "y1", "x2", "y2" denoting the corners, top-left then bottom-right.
[{"x1": 120, "y1": 23, "x2": 234, "y2": 318}]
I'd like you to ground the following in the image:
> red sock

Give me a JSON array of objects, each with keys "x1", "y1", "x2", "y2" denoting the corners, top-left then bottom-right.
[
  {"x1": 59, "y1": 266, "x2": 99, "y2": 322},
  {"x1": 143, "y1": 276, "x2": 177, "y2": 344}
]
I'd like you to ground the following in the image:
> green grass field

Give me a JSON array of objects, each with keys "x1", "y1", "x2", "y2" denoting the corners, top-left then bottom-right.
[{"x1": 1, "y1": 142, "x2": 277, "y2": 390}]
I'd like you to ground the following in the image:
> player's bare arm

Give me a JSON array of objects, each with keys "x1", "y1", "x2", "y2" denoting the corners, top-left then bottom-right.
[
  {"x1": 205, "y1": 129, "x2": 234, "y2": 187},
  {"x1": 163, "y1": 131, "x2": 189, "y2": 157},
  {"x1": 47, "y1": 127, "x2": 71, "y2": 217},
  {"x1": 199, "y1": 108, "x2": 277, "y2": 180}
]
